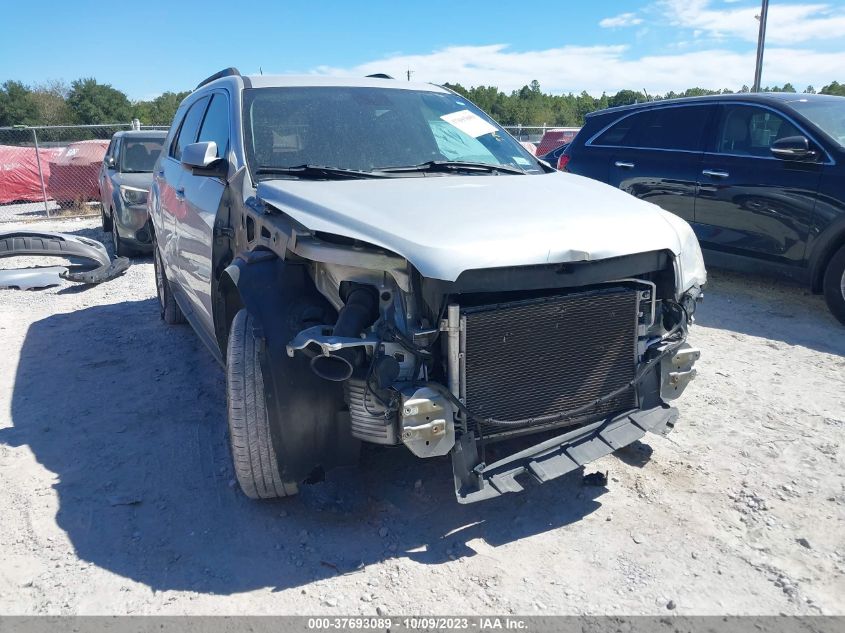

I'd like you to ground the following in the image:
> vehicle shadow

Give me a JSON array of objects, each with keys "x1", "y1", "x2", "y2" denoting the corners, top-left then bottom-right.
[
  {"x1": 695, "y1": 268, "x2": 845, "y2": 357},
  {"x1": 1, "y1": 299, "x2": 604, "y2": 595}
]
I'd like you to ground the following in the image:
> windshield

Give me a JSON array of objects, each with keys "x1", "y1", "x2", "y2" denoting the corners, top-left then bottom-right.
[
  {"x1": 787, "y1": 97, "x2": 845, "y2": 148},
  {"x1": 242, "y1": 86, "x2": 542, "y2": 177},
  {"x1": 120, "y1": 138, "x2": 164, "y2": 173}
]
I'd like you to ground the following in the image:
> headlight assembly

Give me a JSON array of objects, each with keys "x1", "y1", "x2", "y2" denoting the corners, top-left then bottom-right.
[{"x1": 119, "y1": 185, "x2": 148, "y2": 206}]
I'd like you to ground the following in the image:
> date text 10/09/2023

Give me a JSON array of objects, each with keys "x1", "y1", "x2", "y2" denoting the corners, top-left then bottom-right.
[{"x1": 306, "y1": 617, "x2": 529, "y2": 630}]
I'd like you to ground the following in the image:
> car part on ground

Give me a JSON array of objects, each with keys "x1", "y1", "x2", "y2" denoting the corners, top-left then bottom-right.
[
  {"x1": 0, "y1": 230, "x2": 130, "y2": 289},
  {"x1": 148, "y1": 69, "x2": 706, "y2": 503}
]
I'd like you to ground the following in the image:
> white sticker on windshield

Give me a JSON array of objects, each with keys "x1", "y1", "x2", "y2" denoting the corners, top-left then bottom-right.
[
  {"x1": 440, "y1": 109, "x2": 498, "y2": 138},
  {"x1": 513, "y1": 156, "x2": 531, "y2": 165}
]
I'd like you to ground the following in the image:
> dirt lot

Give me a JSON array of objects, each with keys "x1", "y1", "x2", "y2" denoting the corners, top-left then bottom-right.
[{"x1": 0, "y1": 217, "x2": 843, "y2": 616}]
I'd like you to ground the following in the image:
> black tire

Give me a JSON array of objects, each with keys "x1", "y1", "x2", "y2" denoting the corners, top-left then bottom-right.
[
  {"x1": 111, "y1": 212, "x2": 138, "y2": 258},
  {"x1": 153, "y1": 241, "x2": 185, "y2": 325},
  {"x1": 822, "y1": 243, "x2": 845, "y2": 325},
  {"x1": 101, "y1": 204, "x2": 112, "y2": 233},
  {"x1": 226, "y1": 309, "x2": 297, "y2": 499}
]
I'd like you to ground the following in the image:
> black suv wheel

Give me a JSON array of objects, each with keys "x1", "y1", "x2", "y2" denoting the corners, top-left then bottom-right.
[{"x1": 823, "y1": 243, "x2": 845, "y2": 325}]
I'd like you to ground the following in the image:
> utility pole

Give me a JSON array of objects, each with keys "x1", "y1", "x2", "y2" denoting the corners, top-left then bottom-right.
[
  {"x1": 406, "y1": 69, "x2": 414, "y2": 82},
  {"x1": 752, "y1": 0, "x2": 769, "y2": 92}
]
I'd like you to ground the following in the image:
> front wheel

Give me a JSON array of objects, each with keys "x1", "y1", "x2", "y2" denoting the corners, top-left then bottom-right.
[
  {"x1": 111, "y1": 212, "x2": 138, "y2": 258},
  {"x1": 101, "y1": 202, "x2": 112, "y2": 233},
  {"x1": 226, "y1": 309, "x2": 298, "y2": 499},
  {"x1": 823, "y1": 244, "x2": 845, "y2": 325}
]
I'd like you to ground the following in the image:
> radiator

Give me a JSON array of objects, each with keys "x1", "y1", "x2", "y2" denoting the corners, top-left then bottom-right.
[{"x1": 462, "y1": 287, "x2": 639, "y2": 435}]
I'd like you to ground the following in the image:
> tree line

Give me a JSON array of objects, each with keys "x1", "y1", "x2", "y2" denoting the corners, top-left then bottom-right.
[
  {"x1": 0, "y1": 78, "x2": 189, "y2": 128},
  {"x1": 1, "y1": 76, "x2": 845, "y2": 129},
  {"x1": 444, "y1": 80, "x2": 845, "y2": 127}
]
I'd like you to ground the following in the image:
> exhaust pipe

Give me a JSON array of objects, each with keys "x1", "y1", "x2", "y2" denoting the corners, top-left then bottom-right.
[{"x1": 311, "y1": 285, "x2": 379, "y2": 382}]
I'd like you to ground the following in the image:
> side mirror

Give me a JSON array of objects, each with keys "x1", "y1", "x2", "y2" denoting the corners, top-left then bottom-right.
[
  {"x1": 105, "y1": 156, "x2": 115, "y2": 168},
  {"x1": 771, "y1": 136, "x2": 817, "y2": 161},
  {"x1": 181, "y1": 141, "x2": 219, "y2": 168}
]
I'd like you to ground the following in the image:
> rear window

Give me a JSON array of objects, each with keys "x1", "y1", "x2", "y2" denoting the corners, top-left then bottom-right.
[{"x1": 592, "y1": 106, "x2": 711, "y2": 152}]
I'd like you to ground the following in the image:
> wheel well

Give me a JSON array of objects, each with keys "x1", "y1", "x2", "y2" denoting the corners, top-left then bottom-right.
[
  {"x1": 812, "y1": 233, "x2": 845, "y2": 293},
  {"x1": 216, "y1": 271, "x2": 243, "y2": 357}
]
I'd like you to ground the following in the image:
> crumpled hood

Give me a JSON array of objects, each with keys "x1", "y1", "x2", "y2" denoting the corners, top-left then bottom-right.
[{"x1": 257, "y1": 172, "x2": 688, "y2": 282}]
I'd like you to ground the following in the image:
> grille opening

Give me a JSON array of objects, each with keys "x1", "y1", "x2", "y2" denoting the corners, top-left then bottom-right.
[{"x1": 461, "y1": 287, "x2": 639, "y2": 437}]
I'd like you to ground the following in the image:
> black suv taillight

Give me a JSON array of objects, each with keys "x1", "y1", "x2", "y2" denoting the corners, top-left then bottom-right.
[{"x1": 557, "y1": 154, "x2": 571, "y2": 171}]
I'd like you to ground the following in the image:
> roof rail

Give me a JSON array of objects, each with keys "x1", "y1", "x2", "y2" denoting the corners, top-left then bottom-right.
[
  {"x1": 366, "y1": 73, "x2": 394, "y2": 80},
  {"x1": 196, "y1": 67, "x2": 241, "y2": 90}
]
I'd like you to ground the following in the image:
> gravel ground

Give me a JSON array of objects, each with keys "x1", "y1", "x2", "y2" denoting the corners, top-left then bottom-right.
[{"x1": 0, "y1": 217, "x2": 842, "y2": 616}]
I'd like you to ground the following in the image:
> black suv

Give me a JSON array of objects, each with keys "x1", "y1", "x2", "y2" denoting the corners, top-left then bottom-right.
[{"x1": 563, "y1": 93, "x2": 845, "y2": 324}]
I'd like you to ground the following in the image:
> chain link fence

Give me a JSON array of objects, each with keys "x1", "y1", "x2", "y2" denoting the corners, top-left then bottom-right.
[{"x1": 0, "y1": 121, "x2": 169, "y2": 223}]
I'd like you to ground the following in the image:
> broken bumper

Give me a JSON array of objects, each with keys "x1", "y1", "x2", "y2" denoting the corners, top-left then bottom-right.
[
  {"x1": 451, "y1": 403, "x2": 678, "y2": 503},
  {"x1": 0, "y1": 230, "x2": 130, "y2": 289}
]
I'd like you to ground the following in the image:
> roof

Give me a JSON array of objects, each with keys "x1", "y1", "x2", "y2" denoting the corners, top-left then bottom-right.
[
  {"x1": 112, "y1": 130, "x2": 168, "y2": 138},
  {"x1": 203, "y1": 73, "x2": 450, "y2": 93},
  {"x1": 586, "y1": 92, "x2": 844, "y2": 118}
]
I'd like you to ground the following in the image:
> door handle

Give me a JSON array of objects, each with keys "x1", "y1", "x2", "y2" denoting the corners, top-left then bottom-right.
[
  {"x1": 175, "y1": 187, "x2": 185, "y2": 199},
  {"x1": 615, "y1": 161, "x2": 635, "y2": 169},
  {"x1": 702, "y1": 169, "x2": 729, "y2": 179}
]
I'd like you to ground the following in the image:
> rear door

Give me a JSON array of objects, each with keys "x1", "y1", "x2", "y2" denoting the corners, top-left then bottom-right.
[
  {"x1": 176, "y1": 91, "x2": 230, "y2": 336},
  {"x1": 694, "y1": 103, "x2": 824, "y2": 266},
  {"x1": 598, "y1": 104, "x2": 715, "y2": 223},
  {"x1": 155, "y1": 96, "x2": 209, "y2": 285}
]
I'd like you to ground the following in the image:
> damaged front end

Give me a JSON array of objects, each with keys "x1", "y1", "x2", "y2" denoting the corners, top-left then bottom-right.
[{"x1": 282, "y1": 226, "x2": 701, "y2": 503}]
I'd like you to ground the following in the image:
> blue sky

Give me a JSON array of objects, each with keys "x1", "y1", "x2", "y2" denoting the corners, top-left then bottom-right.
[{"x1": 1, "y1": 0, "x2": 844, "y2": 99}]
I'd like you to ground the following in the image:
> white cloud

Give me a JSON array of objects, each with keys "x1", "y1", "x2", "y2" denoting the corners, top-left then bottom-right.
[
  {"x1": 662, "y1": 0, "x2": 845, "y2": 44},
  {"x1": 310, "y1": 43, "x2": 845, "y2": 95},
  {"x1": 599, "y1": 12, "x2": 645, "y2": 28}
]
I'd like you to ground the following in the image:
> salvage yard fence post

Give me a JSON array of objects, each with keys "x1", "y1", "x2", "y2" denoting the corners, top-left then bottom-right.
[
  {"x1": 31, "y1": 127, "x2": 51, "y2": 218},
  {"x1": 0, "y1": 122, "x2": 169, "y2": 224}
]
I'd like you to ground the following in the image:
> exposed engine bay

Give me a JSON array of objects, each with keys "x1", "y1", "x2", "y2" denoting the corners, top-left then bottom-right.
[{"x1": 272, "y1": 222, "x2": 701, "y2": 502}]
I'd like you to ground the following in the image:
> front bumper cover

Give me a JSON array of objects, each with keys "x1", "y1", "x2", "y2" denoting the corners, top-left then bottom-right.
[{"x1": 452, "y1": 403, "x2": 678, "y2": 503}]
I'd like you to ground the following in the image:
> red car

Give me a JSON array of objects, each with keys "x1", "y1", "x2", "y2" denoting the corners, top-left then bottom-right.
[{"x1": 46, "y1": 140, "x2": 109, "y2": 207}]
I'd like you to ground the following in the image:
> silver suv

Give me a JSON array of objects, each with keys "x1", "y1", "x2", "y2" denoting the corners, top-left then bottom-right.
[
  {"x1": 150, "y1": 68, "x2": 706, "y2": 503},
  {"x1": 99, "y1": 130, "x2": 167, "y2": 256}
]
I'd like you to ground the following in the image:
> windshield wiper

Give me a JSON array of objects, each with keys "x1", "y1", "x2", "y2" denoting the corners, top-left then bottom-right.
[
  {"x1": 378, "y1": 160, "x2": 526, "y2": 175},
  {"x1": 255, "y1": 164, "x2": 391, "y2": 180}
]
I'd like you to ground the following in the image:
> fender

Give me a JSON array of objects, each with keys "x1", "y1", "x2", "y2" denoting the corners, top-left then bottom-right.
[
  {"x1": 220, "y1": 251, "x2": 359, "y2": 484},
  {"x1": 808, "y1": 213, "x2": 845, "y2": 292}
]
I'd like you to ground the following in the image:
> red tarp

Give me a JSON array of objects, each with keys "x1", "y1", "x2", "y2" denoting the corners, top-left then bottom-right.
[
  {"x1": 536, "y1": 129, "x2": 580, "y2": 157},
  {"x1": 0, "y1": 145, "x2": 63, "y2": 204},
  {"x1": 46, "y1": 140, "x2": 109, "y2": 203}
]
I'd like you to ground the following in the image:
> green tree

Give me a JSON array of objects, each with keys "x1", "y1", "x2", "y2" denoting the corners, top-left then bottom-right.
[
  {"x1": 804, "y1": 85, "x2": 816, "y2": 94},
  {"x1": 608, "y1": 89, "x2": 647, "y2": 108},
  {"x1": 0, "y1": 80, "x2": 38, "y2": 126},
  {"x1": 820, "y1": 81, "x2": 845, "y2": 96},
  {"x1": 29, "y1": 80, "x2": 74, "y2": 125},
  {"x1": 132, "y1": 90, "x2": 190, "y2": 125},
  {"x1": 67, "y1": 78, "x2": 131, "y2": 124}
]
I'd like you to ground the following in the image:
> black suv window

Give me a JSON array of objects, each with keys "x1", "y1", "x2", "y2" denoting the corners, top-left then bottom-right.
[
  {"x1": 593, "y1": 105, "x2": 711, "y2": 151},
  {"x1": 197, "y1": 93, "x2": 229, "y2": 159},
  {"x1": 170, "y1": 96, "x2": 209, "y2": 160},
  {"x1": 715, "y1": 104, "x2": 803, "y2": 157}
]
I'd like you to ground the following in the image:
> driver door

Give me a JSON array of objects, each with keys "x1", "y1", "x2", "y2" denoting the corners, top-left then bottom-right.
[{"x1": 694, "y1": 103, "x2": 824, "y2": 266}]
